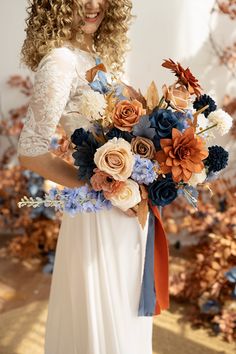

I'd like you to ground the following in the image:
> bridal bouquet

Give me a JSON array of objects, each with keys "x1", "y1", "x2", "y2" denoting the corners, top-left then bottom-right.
[
  {"x1": 18, "y1": 58, "x2": 233, "y2": 316},
  {"x1": 18, "y1": 58, "x2": 232, "y2": 228}
]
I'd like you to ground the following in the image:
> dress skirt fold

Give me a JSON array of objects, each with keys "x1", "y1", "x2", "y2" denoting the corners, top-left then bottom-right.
[{"x1": 44, "y1": 207, "x2": 153, "y2": 354}]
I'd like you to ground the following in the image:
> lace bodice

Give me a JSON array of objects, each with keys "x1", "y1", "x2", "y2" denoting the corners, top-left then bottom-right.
[{"x1": 17, "y1": 46, "x2": 99, "y2": 157}]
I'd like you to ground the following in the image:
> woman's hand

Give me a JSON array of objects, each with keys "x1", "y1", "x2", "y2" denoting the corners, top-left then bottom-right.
[{"x1": 123, "y1": 205, "x2": 139, "y2": 217}]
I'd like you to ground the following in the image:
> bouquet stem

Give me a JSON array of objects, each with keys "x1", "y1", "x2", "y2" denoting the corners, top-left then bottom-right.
[{"x1": 197, "y1": 123, "x2": 218, "y2": 135}]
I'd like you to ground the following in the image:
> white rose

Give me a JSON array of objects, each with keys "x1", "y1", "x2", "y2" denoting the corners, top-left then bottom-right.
[
  {"x1": 188, "y1": 169, "x2": 207, "y2": 187},
  {"x1": 107, "y1": 179, "x2": 141, "y2": 211},
  {"x1": 208, "y1": 109, "x2": 233, "y2": 136}
]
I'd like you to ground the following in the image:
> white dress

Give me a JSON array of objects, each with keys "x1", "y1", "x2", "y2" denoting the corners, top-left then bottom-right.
[{"x1": 17, "y1": 46, "x2": 153, "y2": 354}]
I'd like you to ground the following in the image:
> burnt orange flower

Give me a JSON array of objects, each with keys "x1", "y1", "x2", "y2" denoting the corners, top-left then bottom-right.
[
  {"x1": 162, "y1": 59, "x2": 202, "y2": 97},
  {"x1": 156, "y1": 127, "x2": 208, "y2": 183}
]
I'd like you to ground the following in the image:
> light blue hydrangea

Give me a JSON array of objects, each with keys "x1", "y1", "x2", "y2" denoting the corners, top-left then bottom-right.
[
  {"x1": 131, "y1": 155, "x2": 157, "y2": 185},
  {"x1": 38, "y1": 185, "x2": 112, "y2": 216}
]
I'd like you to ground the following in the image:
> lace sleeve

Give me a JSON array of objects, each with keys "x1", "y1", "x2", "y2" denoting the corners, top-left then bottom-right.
[{"x1": 17, "y1": 47, "x2": 77, "y2": 157}]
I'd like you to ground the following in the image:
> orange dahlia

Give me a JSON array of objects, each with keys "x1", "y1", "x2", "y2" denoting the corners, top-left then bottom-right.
[
  {"x1": 162, "y1": 59, "x2": 202, "y2": 97},
  {"x1": 156, "y1": 127, "x2": 208, "y2": 183}
]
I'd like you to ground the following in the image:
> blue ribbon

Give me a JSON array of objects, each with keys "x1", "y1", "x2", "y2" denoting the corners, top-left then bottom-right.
[{"x1": 138, "y1": 209, "x2": 156, "y2": 316}]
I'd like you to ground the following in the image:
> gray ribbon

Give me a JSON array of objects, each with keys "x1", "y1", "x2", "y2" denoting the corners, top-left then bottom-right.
[{"x1": 138, "y1": 210, "x2": 156, "y2": 316}]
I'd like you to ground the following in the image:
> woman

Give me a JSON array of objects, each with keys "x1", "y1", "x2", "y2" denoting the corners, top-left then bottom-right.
[{"x1": 17, "y1": 0, "x2": 153, "y2": 353}]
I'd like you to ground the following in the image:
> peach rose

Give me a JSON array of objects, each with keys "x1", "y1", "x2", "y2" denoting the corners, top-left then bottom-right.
[
  {"x1": 90, "y1": 168, "x2": 125, "y2": 198},
  {"x1": 131, "y1": 137, "x2": 156, "y2": 159},
  {"x1": 107, "y1": 179, "x2": 141, "y2": 211},
  {"x1": 94, "y1": 137, "x2": 134, "y2": 181},
  {"x1": 112, "y1": 99, "x2": 144, "y2": 132},
  {"x1": 162, "y1": 83, "x2": 190, "y2": 111}
]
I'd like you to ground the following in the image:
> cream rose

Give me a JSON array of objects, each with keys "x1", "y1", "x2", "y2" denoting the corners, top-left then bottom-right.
[
  {"x1": 162, "y1": 83, "x2": 190, "y2": 111},
  {"x1": 94, "y1": 137, "x2": 134, "y2": 181},
  {"x1": 107, "y1": 179, "x2": 141, "y2": 211}
]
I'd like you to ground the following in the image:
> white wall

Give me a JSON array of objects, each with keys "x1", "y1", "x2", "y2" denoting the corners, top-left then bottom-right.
[
  {"x1": 126, "y1": 0, "x2": 235, "y2": 99},
  {"x1": 0, "y1": 0, "x2": 29, "y2": 80}
]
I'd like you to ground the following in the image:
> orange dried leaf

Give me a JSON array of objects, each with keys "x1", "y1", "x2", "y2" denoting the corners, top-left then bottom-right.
[
  {"x1": 146, "y1": 81, "x2": 159, "y2": 111},
  {"x1": 85, "y1": 63, "x2": 107, "y2": 83},
  {"x1": 137, "y1": 198, "x2": 149, "y2": 229}
]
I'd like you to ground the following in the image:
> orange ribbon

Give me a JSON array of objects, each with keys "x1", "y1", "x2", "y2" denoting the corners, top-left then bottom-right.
[{"x1": 149, "y1": 204, "x2": 170, "y2": 314}]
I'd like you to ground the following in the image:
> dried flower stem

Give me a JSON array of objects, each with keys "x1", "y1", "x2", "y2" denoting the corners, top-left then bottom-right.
[{"x1": 197, "y1": 123, "x2": 218, "y2": 135}]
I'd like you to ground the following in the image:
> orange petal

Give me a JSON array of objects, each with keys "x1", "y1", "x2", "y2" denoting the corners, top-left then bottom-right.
[
  {"x1": 172, "y1": 128, "x2": 182, "y2": 140},
  {"x1": 166, "y1": 157, "x2": 173, "y2": 166},
  {"x1": 160, "y1": 138, "x2": 172, "y2": 149},
  {"x1": 182, "y1": 168, "x2": 192, "y2": 181},
  {"x1": 163, "y1": 146, "x2": 172, "y2": 155},
  {"x1": 156, "y1": 151, "x2": 166, "y2": 163},
  {"x1": 172, "y1": 165, "x2": 182, "y2": 178}
]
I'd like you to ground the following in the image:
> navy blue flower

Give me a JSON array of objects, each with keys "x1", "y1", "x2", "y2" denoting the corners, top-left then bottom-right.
[
  {"x1": 204, "y1": 145, "x2": 229, "y2": 173},
  {"x1": 106, "y1": 127, "x2": 134, "y2": 143},
  {"x1": 149, "y1": 109, "x2": 180, "y2": 148},
  {"x1": 72, "y1": 133, "x2": 100, "y2": 181},
  {"x1": 148, "y1": 174, "x2": 178, "y2": 207},
  {"x1": 193, "y1": 94, "x2": 217, "y2": 117},
  {"x1": 71, "y1": 128, "x2": 89, "y2": 147}
]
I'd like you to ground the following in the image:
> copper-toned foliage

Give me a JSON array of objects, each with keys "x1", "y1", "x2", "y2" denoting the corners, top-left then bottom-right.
[
  {"x1": 8, "y1": 220, "x2": 60, "y2": 260},
  {"x1": 165, "y1": 177, "x2": 236, "y2": 342},
  {"x1": 162, "y1": 59, "x2": 202, "y2": 97},
  {"x1": 219, "y1": 41, "x2": 236, "y2": 68},
  {"x1": 222, "y1": 94, "x2": 236, "y2": 117},
  {"x1": 221, "y1": 95, "x2": 236, "y2": 138},
  {"x1": 156, "y1": 127, "x2": 208, "y2": 182},
  {"x1": 0, "y1": 75, "x2": 33, "y2": 137},
  {"x1": 0, "y1": 166, "x2": 61, "y2": 261},
  {"x1": 217, "y1": 0, "x2": 236, "y2": 20},
  {"x1": 7, "y1": 75, "x2": 33, "y2": 96}
]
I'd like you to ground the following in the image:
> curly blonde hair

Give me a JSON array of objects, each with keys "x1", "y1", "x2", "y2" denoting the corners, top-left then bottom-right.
[{"x1": 21, "y1": 0, "x2": 134, "y2": 74}]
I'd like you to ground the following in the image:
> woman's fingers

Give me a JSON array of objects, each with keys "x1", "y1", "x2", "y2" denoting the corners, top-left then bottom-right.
[{"x1": 124, "y1": 206, "x2": 138, "y2": 217}]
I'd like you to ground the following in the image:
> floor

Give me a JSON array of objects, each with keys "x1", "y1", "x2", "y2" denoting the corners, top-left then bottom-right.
[{"x1": 0, "y1": 243, "x2": 235, "y2": 354}]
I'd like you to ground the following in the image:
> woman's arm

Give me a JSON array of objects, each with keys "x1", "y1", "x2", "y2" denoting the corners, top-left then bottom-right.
[
  {"x1": 18, "y1": 152, "x2": 84, "y2": 189},
  {"x1": 17, "y1": 47, "x2": 82, "y2": 188}
]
